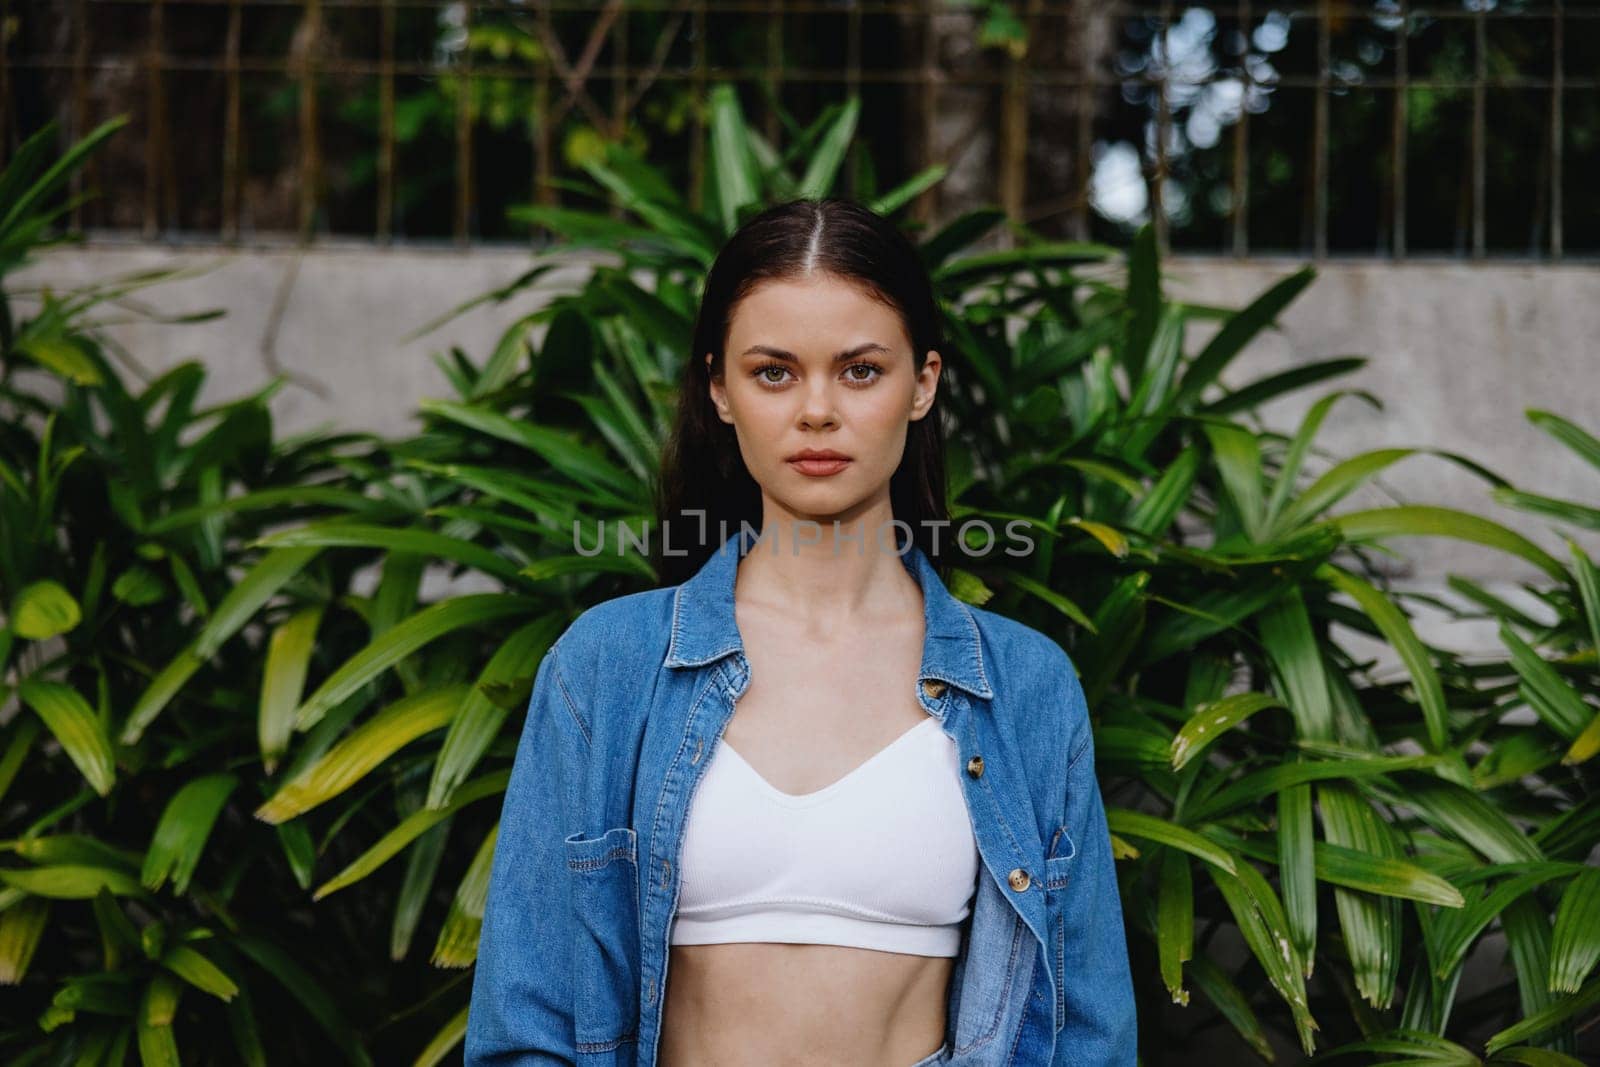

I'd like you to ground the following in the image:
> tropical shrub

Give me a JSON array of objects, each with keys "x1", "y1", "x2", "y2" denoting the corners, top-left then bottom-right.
[{"x1": 2, "y1": 88, "x2": 1596, "y2": 1066}]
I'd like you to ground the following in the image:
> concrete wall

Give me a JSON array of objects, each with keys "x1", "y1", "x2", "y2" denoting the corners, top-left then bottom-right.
[{"x1": 16, "y1": 243, "x2": 1600, "y2": 659}]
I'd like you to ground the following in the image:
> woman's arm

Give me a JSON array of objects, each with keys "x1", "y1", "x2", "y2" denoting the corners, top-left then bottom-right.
[
  {"x1": 1052, "y1": 664, "x2": 1139, "y2": 1066},
  {"x1": 465, "y1": 635, "x2": 587, "y2": 1066}
]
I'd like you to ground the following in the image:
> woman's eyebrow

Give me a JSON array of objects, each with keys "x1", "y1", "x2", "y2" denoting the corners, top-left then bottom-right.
[{"x1": 736, "y1": 342, "x2": 891, "y2": 364}]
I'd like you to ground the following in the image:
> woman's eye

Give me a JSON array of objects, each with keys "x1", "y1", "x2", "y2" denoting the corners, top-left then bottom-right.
[{"x1": 752, "y1": 361, "x2": 882, "y2": 387}]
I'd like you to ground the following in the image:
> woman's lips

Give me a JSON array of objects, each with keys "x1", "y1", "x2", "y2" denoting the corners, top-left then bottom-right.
[{"x1": 787, "y1": 457, "x2": 852, "y2": 476}]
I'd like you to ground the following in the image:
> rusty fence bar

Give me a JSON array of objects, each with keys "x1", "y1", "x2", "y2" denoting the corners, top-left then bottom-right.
[{"x1": 4, "y1": 1, "x2": 1591, "y2": 259}]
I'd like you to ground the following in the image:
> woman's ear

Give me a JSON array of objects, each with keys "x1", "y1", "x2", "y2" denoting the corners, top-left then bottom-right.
[
  {"x1": 707, "y1": 353, "x2": 733, "y2": 424},
  {"x1": 910, "y1": 349, "x2": 942, "y2": 421}
]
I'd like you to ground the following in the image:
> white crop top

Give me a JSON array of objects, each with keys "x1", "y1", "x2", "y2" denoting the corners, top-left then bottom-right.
[{"x1": 669, "y1": 714, "x2": 981, "y2": 957}]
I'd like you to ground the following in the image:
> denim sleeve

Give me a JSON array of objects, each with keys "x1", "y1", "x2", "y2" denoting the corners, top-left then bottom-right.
[
  {"x1": 465, "y1": 636, "x2": 586, "y2": 1066},
  {"x1": 1053, "y1": 668, "x2": 1139, "y2": 1067}
]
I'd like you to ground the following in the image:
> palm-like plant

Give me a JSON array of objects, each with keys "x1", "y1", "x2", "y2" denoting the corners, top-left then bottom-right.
[{"x1": 4, "y1": 86, "x2": 1595, "y2": 1066}]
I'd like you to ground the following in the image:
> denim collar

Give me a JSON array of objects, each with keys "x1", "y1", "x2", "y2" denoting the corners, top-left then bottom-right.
[{"x1": 663, "y1": 525, "x2": 994, "y2": 700}]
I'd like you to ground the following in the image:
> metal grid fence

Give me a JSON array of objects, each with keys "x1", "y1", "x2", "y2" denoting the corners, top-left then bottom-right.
[{"x1": 5, "y1": 0, "x2": 1595, "y2": 258}]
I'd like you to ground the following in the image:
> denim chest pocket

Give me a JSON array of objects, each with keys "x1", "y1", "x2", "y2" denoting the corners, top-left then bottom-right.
[
  {"x1": 563, "y1": 826, "x2": 641, "y2": 1058},
  {"x1": 1043, "y1": 827, "x2": 1077, "y2": 1034}
]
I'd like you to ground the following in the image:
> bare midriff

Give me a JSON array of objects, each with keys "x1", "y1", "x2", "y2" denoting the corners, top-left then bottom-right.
[{"x1": 657, "y1": 940, "x2": 951, "y2": 1067}]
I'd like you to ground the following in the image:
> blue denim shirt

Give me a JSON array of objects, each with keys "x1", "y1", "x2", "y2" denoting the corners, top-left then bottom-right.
[{"x1": 466, "y1": 528, "x2": 1137, "y2": 1065}]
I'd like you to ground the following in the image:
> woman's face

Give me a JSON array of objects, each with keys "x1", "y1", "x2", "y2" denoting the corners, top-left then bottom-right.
[{"x1": 707, "y1": 273, "x2": 941, "y2": 529}]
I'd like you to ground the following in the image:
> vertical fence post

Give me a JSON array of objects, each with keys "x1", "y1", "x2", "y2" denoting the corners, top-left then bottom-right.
[
  {"x1": 378, "y1": 0, "x2": 395, "y2": 243},
  {"x1": 1392, "y1": 0, "x2": 1407, "y2": 259},
  {"x1": 144, "y1": 0, "x2": 165, "y2": 239},
  {"x1": 296, "y1": 0, "x2": 322, "y2": 242},
  {"x1": 455, "y1": 0, "x2": 475, "y2": 245},
  {"x1": 1313, "y1": 0, "x2": 1329, "y2": 260},
  {"x1": 1153, "y1": 1, "x2": 1171, "y2": 254},
  {"x1": 1472, "y1": 2, "x2": 1485, "y2": 259},
  {"x1": 1231, "y1": 0, "x2": 1251, "y2": 257},
  {"x1": 1551, "y1": 0, "x2": 1563, "y2": 260},
  {"x1": 223, "y1": 0, "x2": 241, "y2": 242}
]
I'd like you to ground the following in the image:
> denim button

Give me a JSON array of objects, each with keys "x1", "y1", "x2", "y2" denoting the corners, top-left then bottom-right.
[
  {"x1": 921, "y1": 679, "x2": 947, "y2": 699},
  {"x1": 966, "y1": 754, "x2": 984, "y2": 778},
  {"x1": 1007, "y1": 867, "x2": 1031, "y2": 891}
]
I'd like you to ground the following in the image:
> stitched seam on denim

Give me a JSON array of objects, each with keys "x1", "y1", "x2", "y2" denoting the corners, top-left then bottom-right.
[
  {"x1": 566, "y1": 846, "x2": 634, "y2": 872},
  {"x1": 645, "y1": 662, "x2": 731, "y2": 1065},
  {"x1": 954, "y1": 600, "x2": 993, "y2": 697},
  {"x1": 575, "y1": 1032, "x2": 637, "y2": 1053},
  {"x1": 1002, "y1": 953, "x2": 1031, "y2": 1067},
  {"x1": 953, "y1": 912, "x2": 1024, "y2": 1054},
  {"x1": 549, "y1": 642, "x2": 592, "y2": 747},
  {"x1": 1054, "y1": 908, "x2": 1065, "y2": 1032},
  {"x1": 1067, "y1": 731, "x2": 1089, "y2": 772},
  {"x1": 649, "y1": 665, "x2": 725, "y2": 883},
  {"x1": 666, "y1": 584, "x2": 684, "y2": 664},
  {"x1": 978, "y1": 756, "x2": 1030, "y2": 882}
]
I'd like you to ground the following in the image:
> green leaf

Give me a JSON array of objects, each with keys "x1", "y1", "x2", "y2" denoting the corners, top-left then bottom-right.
[
  {"x1": 259, "y1": 605, "x2": 325, "y2": 773},
  {"x1": 1170, "y1": 692, "x2": 1285, "y2": 771},
  {"x1": 1320, "y1": 564, "x2": 1450, "y2": 752},
  {"x1": 431, "y1": 824, "x2": 499, "y2": 968},
  {"x1": 412, "y1": 1004, "x2": 470, "y2": 1067},
  {"x1": 707, "y1": 84, "x2": 760, "y2": 233},
  {"x1": 142, "y1": 773, "x2": 239, "y2": 894},
  {"x1": 17, "y1": 679, "x2": 115, "y2": 796},
  {"x1": 1001, "y1": 569, "x2": 1096, "y2": 632},
  {"x1": 311, "y1": 772, "x2": 508, "y2": 900},
  {"x1": 1334, "y1": 505, "x2": 1567, "y2": 582},
  {"x1": 1173, "y1": 265, "x2": 1315, "y2": 409},
  {"x1": 0, "y1": 864, "x2": 146, "y2": 899},
  {"x1": 10, "y1": 833, "x2": 140, "y2": 871},
  {"x1": 122, "y1": 546, "x2": 322, "y2": 744},
  {"x1": 1312, "y1": 840, "x2": 1465, "y2": 907},
  {"x1": 1256, "y1": 585, "x2": 1336, "y2": 742},
  {"x1": 1190, "y1": 751, "x2": 1448, "y2": 824},
  {"x1": 1500, "y1": 621, "x2": 1592, "y2": 741},
  {"x1": 1205, "y1": 856, "x2": 1318, "y2": 1053},
  {"x1": 1527, "y1": 408, "x2": 1600, "y2": 473},
  {"x1": 292, "y1": 595, "x2": 532, "y2": 732},
  {"x1": 257, "y1": 686, "x2": 465, "y2": 823},
  {"x1": 1187, "y1": 954, "x2": 1273, "y2": 1059},
  {"x1": 1570, "y1": 539, "x2": 1600, "y2": 657},
  {"x1": 1202, "y1": 421, "x2": 1266, "y2": 541},
  {"x1": 1105, "y1": 809, "x2": 1237, "y2": 874},
  {"x1": 428, "y1": 614, "x2": 563, "y2": 808},
  {"x1": 1156, "y1": 847, "x2": 1193, "y2": 1005},
  {"x1": 0, "y1": 896, "x2": 50, "y2": 983},
  {"x1": 1485, "y1": 970, "x2": 1600, "y2": 1055},
  {"x1": 1435, "y1": 865, "x2": 1577, "y2": 986},
  {"x1": 1548, "y1": 867, "x2": 1600, "y2": 994},
  {"x1": 111, "y1": 566, "x2": 167, "y2": 606},
  {"x1": 11, "y1": 579, "x2": 82, "y2": 640},
  {"x1": 15, "y1": 334, "x2": 104, "y2": 385},
  {"x1": 391, "y1": 814, "x2": 452, "y2": 962},
  {"x1": 417, "y1": 399, "x2": 642, "y2": 504},
  {"x1": 160, "y1": 943, "x2": 238, "y2": 1001},
  {"x1": 231, "y1": 934, "x2": 372, "y2": 1067},
  {"x1": 137, "y1": 974, "x2": 182, "y2": 1067},
  {"x1": 1273, "y1": 448, "x2": 1417, "y2": 535},
  {"x1": 1126, "y1": 446, "x2": 1198, "y2": 536},
  {"x1": 797, "y1": 97, "x2": 859, "y2": 199},
  {"x1": 254, "y1": 523, "x2": 524, "y2": 585}
]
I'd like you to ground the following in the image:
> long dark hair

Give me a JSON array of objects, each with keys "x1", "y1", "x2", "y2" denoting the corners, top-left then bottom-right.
[{"x1": 651, "y1": 197, "x2": 952, "y2": 587}]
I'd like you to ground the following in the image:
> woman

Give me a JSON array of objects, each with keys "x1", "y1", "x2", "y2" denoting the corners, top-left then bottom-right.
[{"x1": 465, "y1": 198, "x2": 1137, "y2": 1066}]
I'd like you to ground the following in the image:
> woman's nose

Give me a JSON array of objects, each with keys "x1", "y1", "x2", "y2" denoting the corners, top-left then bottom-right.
[{"x1": 797, "y1": 383, "x2": 838, "y2": 430}]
